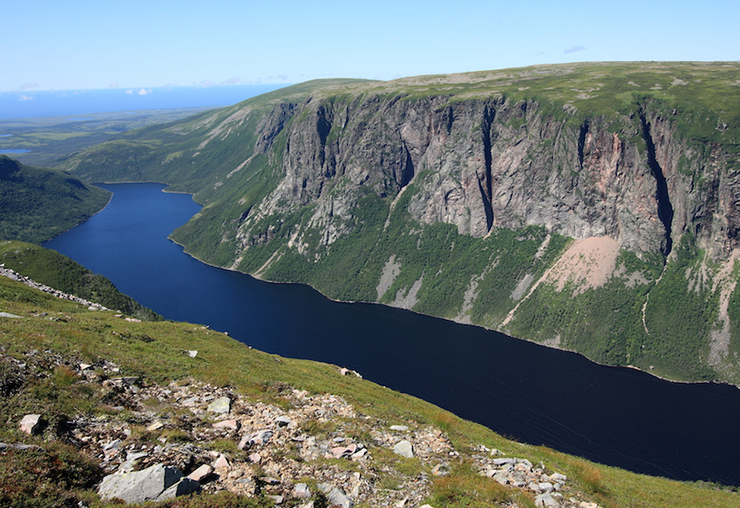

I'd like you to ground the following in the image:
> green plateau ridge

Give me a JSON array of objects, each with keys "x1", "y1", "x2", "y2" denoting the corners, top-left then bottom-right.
[
  {"x1": 58, "y1": 62, "x2": 740, "y2": 384},
  {"x1": 0, "y1": 262, "x2": 738, "y2": 507}
]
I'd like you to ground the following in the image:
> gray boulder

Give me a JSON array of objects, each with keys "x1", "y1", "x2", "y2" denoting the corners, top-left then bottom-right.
[
  {"x1": 98, "y1": 463, "x2": 200, "y2": 503},
  {"x1": 318, "y1": 483, "x2": 353, "y2": 508},
  {"x1": 393, "y1": 440, "x2": 414, "y2": 458},
  {"x1": 19, "y1": 414, "x2": 42, "y2": 435},
  {"x1": 207, "y1": 397, "x2": 231, "y2": 414}
]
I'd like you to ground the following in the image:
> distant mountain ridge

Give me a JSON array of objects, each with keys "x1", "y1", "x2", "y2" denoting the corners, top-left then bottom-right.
[{"x1": 59, "y1": 62, "x2": 740, "y2": 384}]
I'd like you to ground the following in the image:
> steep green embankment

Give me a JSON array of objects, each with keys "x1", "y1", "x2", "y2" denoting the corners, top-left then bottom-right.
[
  {"x1": 0, "y1": 241, "x2": 159, "y2": 321},
  {"x1": 60, "y1": 62, "x2": 740, "y2": 383},
  {"x1": 0, "y1": 155, "x2": 111, "y2": 243}
]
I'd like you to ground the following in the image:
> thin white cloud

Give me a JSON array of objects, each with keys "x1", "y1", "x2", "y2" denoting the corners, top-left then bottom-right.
[
  {"x1": 199, "y1": 80, "x2": 214, "y2": 88},
  {"x1": 126, "y1": 89, "x2": 134, "y2": 95},
  {"x1": 109, "y1": 82, "x2": 119, "y2": 88},
  {"x1": 19, "y1": 83, "x2": 38, "y2": 90},
  {"x1": 564, "y1": 45, "x2": 586, "y2": 54},
  {"x1": 18, "y1": 95, "x2": 34, "y2": 101},
  {"x1": 221, "y1": 77, "x2": 241, "y2": 85},
  {"x1": 137, "y1": 88, "x2": 152, "y2": 95}
]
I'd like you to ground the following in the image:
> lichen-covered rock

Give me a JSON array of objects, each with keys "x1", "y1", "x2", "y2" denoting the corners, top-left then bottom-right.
[{"x1": 393, "y1": 440, "x2": 413, "y2": 458}]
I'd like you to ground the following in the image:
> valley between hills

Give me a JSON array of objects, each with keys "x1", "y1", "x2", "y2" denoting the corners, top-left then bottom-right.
[{"x1": 57, "y1": 61, "x2": 740, "y2": 385}]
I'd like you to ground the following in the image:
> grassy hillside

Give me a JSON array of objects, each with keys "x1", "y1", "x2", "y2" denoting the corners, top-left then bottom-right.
[
  {"x1": 0, "y1": 274, "x2": 738, "y2": 507},
  {"x1": 0, "y1": 241, "x2": 159, "y2": 321},
  {"x1": 0, "y1": 155, "x2": 110, "y2": 244}
]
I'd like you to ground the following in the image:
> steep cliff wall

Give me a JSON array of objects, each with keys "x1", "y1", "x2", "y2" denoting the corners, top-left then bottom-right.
[{"x1": 234, "y1": 93, "x2": 739, "y2": 264}]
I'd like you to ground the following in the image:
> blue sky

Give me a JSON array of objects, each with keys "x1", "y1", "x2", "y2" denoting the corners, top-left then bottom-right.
[{"x1": 2, "y1": 0, "x2": 738, "y2": 92}]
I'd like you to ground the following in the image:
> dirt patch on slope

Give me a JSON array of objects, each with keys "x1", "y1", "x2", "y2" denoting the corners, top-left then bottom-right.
[
  {"x1": 502, "y1": 236, "x2": 619, "y2": 327},
  {"x1": 544, "y1": 236, "x2": 620, "y2": 295}
]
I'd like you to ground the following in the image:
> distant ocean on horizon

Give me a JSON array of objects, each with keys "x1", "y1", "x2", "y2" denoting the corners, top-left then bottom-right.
[{"x1": 0, "y1": 84, "x2": 289, "y2": 120}]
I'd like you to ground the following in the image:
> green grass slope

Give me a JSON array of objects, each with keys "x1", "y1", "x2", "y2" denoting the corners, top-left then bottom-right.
[
  {"x1": 0, "y1": 155, "x2": 111, "y2": 244},
  {"x1": 0, "y1": 275, "x2": 738, "y2": 507}
]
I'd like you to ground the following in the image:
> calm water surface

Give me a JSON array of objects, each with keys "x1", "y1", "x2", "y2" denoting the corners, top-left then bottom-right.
[{"x1": 44, "y1": 183, "x2": 740, "y2": 485}]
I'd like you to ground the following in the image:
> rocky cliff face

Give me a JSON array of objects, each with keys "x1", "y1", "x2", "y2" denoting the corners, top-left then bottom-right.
[{"x1": 234, "y1": 92, "x2": 738, "y2": 265}]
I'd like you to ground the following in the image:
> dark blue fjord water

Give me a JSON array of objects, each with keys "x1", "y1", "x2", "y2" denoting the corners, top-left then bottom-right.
[{"x1": 44, "y1": 183, "x2": 740, "y2": 486}]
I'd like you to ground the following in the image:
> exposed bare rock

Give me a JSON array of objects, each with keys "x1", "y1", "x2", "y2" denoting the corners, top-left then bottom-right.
[
  {"x1": 19, "y1": 414, "x2": 42, "y2": 435},
  {"x1": 98, "y1": 464, "x2": 200, "y2": 503}
]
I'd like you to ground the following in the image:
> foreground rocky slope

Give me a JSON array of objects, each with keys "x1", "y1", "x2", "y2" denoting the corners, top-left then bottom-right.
[
  {"x1": 62, "y1": 62, "x2": 740, "y2": 383},
  {"x1": 1, "y1": 272, "x2": 738, "y2": 507},
  {"x1": 6, "y1": 349, "x2": 593, "y2": 508}
]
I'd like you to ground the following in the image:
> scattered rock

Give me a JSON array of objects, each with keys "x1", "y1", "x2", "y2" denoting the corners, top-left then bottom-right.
[
  {"x1": 0, "y1": 349, "x2": 601, "y2": 508},
  {"x1": 318, "y1": 483, "x2": 353, "y2": 508},
  {"x1": 207, "y1": 397, "x2": 231, "y2": 414},
  {"x1": 213, "y1": 454, "x2": 230, "y2": 470},
  {"x1": 294, "y1": 482, "x2": 311, "y2": 498},
  {"x1": 0, "y1": 442, "x2": 43, "y2": 452},
  {"x1": 212, "y1": 419, "x2": 240, "y2": 431},
  {"x1": 187, "y1": 464, "x2": 213, "y2": 482},
  {"x1": 147, "y1": 421, "x2": 164, "y2": 432},
  {"x1": 103, "y1": 377, "x2": 138, "y2": 389},
  {"x1": 239, "y1": 429, "x2": 273, "y2": 449},
  {"x1": 536, "y1": 492, "x2": 559, "y2": 507}
]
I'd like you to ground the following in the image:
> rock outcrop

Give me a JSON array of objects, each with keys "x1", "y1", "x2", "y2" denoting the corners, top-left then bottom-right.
[
  {"x1": 98, "y1": 463, "x2": 201, "y2": 503},
  {"x1": 234, "y1": 92, "x2": 736, "y2": 261}
]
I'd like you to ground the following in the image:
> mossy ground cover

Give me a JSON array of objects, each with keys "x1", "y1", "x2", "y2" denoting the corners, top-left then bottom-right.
[{"x1": 1, "y1": 276, "x2": 739, "y2": 506}]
